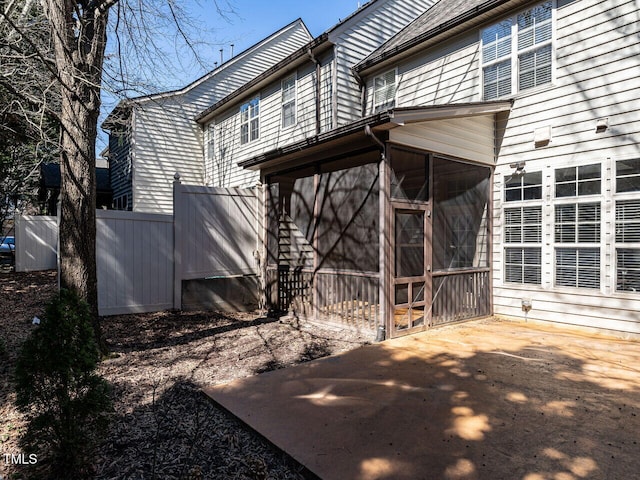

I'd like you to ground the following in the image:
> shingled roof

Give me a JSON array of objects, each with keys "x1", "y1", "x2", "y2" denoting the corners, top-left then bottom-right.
[{"x1": 354, "y1": 0, "x2": 527, "y2": 73}]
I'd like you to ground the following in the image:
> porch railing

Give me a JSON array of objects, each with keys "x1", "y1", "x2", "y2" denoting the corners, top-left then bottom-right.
[
  {"x1": 266, "y1": 266, "x2": 379, "y2": 330},
  {"x1": 431, "y1": 269, "x2": 490, "y2": 326}
]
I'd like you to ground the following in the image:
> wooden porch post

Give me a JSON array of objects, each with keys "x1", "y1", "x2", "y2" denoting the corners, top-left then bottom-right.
[
  {"x1": 172, "y1": 175, "x2": 183, "y2": 311},
  {"x1": 379, "y1": 146, "x2": 391, "y2": 339}
]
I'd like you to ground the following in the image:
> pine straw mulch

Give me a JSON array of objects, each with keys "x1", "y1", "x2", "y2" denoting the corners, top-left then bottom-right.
[{"x1": 0, "y1": 271, "x2": 371, "y2": 479}]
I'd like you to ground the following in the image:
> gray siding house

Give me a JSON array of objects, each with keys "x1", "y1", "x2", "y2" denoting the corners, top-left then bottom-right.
[
  {"x1": 195, "y1": 0, "x2": 437, "y2": 189},
  {"x1": 102, "y1": 19, "x2": 313, "y2": 213},
  {"x1": 353, "y1": 0, "x2": 640, "y2": 336},
  {"x1": 196, "y1": 0, "x2": 640, "y2": 339}
]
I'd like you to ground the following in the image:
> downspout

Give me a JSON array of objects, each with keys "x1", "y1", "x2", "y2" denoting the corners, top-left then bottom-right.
[
  {"x1": 365, "y1": 124, "x2": 388, "y2": 342},
  {"x1": 308, "y1": 48, "x2": 322, "y2": 135},
  {"x1": 353, "y1": 69, "x2": 366, "y2": 118},
  {"x1": 365, "y1": 124, "x2": 386, "y2": 160}
]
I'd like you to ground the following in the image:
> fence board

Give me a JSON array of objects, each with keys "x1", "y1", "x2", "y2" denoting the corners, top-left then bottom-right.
[
  {"x1": 175, "y1": 184, "x2": 260, "y2": 280},
  {"x1": 15, "y1": 215, "x2": 58, "y2": 272},
  {"x1": 96, "y1": 210, "x2": 174, "y2": 315}
]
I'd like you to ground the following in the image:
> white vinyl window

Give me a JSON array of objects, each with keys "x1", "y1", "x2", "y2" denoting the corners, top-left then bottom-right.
[
  {"x1": 240, "y1": 97, "x2": 259, "y2": 144},
  {"x1": 553, "y1": 164, "x2": 601, "y2": 289},
  {"x1": 555, "y1": 164, "x2": 601, "y2": 197},
  {"x1": 482, "y1": 1, "x2": 553, "y2": 100},
  {"x1": 373, "y1": 69, "x2": 396, "y2": 110},
  {"x1": 281, "y1": 75, "x2": 296, "y2": 128},
  {"x1": 615, "y1": 159, "x2": 640, "y2": 292},
  {"x1": 504, "y1": 206, "x2": 542, "y2": 284},
  {"x1": 206, "y1": 123, "x2": 215, "y2": 163},
  {"x1": 504, "y1": 171, "x2": 542, "y2": 202}
]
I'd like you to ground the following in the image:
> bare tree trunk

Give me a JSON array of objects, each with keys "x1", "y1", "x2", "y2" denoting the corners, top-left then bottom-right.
[{"x1": 44, "y1": 0, "x2": 110, "y2": 352}]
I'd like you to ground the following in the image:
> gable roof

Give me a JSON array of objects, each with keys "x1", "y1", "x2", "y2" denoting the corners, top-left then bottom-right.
[
  {"x1": 196, "y1": 33, "x2": 331, "y2": 124},
  {"x1": 103, "y1": 18, "x2": 311, "y2": 130},
  {"x1": 355, "y1": 0, "x2": 531, "y2": 74},
  {"x1": 196, "y1": 0, "x2": 402, "y2": 124}
]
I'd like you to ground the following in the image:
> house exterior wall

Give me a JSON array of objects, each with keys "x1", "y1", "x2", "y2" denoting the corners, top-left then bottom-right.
[
  {"x1": 389, "y1": 115, "x2": 496, "y2": 166},
  {"x1": 361, "y1": 0, "x2": 640, "y2": 335},
  {"x1": 108, "y1": 114, "x2": 133, "y2": 210},
  {"x1": 492, "y1": 0, "x2": 640, "y2": 336},
  {"x1": 207, "y1": 50, "x2": 334, "y2": 189},
  {"x1": 107, "y1": 20, "x2": 312, "y2": 214},
  {"x1": 330, "y1": 0, "x2": 437, "y2": 126},
  {"x1": 205, "y1": 0, "x2": 437, "y2": 190}
]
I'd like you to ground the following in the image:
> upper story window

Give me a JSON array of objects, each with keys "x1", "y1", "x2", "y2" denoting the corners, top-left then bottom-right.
[
  {"x1": 281, "y1": 75, "x2": 296, "y2": 128},
  {"x1": 615, "y1": 159, "x2": 640, "y2": 292},
  {"x1": 481, "y1": 1, "x2": 553, "y2": 100},
  {"x1": 373, "y1": 69, "x2": 396, "y2": 111},
  {"x1": 555, "y1": 164, "x2": 601, "y2": 197},
  {"x1": 505, "y1": 171, "x2": 542, "y2": 201},
  {"x1": 240, "y1": 97, "x2": 259, "y2": 145},
  {"x1": 616, "y1": 158, "x2": 640, "y2": 193}
]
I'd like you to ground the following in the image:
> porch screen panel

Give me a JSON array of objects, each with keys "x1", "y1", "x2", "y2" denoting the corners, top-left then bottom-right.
[
  {"x1": 390, "y1": 147, "x2": 429, "y2": 202},
  {"x1": 266, "y1": 183, "x2": 280, "y2": 266},
  {"x1": 432, "y1": 159, "x2": 491, "y2": 271},
  {"x1": 317, "y1": 163, "x2": 379, "y2": 272},
  {"x1": 270, "y1": 168, "x2": 317, "y2": 269}
]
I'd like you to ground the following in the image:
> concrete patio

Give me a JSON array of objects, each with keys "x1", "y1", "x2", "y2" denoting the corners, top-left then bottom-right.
[{"x1": 204, "y1": 319, "x2": 640, "y2": 479}]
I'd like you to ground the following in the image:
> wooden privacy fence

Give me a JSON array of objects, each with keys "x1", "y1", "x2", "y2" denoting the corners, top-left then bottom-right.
[{"x1": 14, "y1": 183, "x2": 260, "y2": 316}]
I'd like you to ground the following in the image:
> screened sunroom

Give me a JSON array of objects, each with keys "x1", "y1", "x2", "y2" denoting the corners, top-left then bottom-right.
[{"x1": 240, "y1": 103, "x2": 511, "y2": 339}]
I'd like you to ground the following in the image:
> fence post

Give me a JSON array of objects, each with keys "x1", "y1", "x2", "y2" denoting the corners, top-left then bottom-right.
[{"x1": 173, "y1": 173, "x2": 182, "y2": 310}]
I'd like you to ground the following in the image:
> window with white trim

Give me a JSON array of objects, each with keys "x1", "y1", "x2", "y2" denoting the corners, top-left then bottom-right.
[
  {"x1": 503, "y1": 170, "x2": 543, "y2": 284},
  {"x1": 504, "y1": 206, "x2": 542, "y2": 284},
  {"x1": 281, "y1": 75, "x2": 296, "y2": 128},
  {"x1": 553, "y1": 164, "x2": 601, "y2": 289},
  {"x1": 504, "y1": 171, "x2": 542, "y2": 201},
  {"x1": 373, "y1": 69, "x2": 396, "y2": 110},
  {"x1": 240, "y1": 97, "x2": 259, "y2": 144},
  {"x1": 615, "y1": 159, "x2": 640, "y2": 292},
  {"x1": 481, "y1": 1, "x2": 553, "y2": 100},
  {"x1": 555, "y1": 164, "x2": 601, "y2": 197},
  {"x1": 206, "y1": 123, "x2": 215, "y2": 164}
]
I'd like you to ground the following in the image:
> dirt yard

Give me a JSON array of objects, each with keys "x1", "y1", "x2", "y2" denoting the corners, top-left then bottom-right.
[
  {"x1": 2, "y1": 272, "x2": 640, "y2": 480},
  {"x1": 0, "y1": 271, "x2": 370, "y2": 479}
]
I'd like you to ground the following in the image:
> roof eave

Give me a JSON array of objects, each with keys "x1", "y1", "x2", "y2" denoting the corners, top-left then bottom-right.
[
  {"x1": 196, "y1": 33, "x2": 332, "y2": 124},
  {"x1": 238, "y1": 100, "x2": 513, "y2": 171},
  {"x1": 354, "y1": 0, "x2": 517, "y2": 75}
]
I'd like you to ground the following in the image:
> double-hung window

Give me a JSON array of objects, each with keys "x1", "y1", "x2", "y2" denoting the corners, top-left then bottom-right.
[
  {"x1": 481, "y1": 1, "x2": 553, "y2": 100},
  {"x1": 281, "y1": 75, "x2": 296, "y2": 128},
  {"x1": 240, "y1": 97, "x2": 259, "y2": 144},
  {"x1": 373, "y1": 69, "x2": 396, "y2": 111},
  {"x1": 615, "y1": 158, "x2": 640, "y2": 292},
  {"x1": 503, "y1": 171, "x2": 543, "y2": 284},
  {"x1": 553, "y1": 164, "x2": 601, "y2": 289}
]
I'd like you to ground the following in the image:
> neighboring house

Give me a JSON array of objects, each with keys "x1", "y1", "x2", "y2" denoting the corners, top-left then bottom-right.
[
  {"x1": 195, "y1": 0, "x2": 437, "y2": 188},
  {"x1": 102, "y1": 19, "x2": 313, "y2": 213},
  {"x1": 197, "y1": 0, "x2": 640, "y2": 338},
  {"x1": 39, "y1": 162, "x2": 112, "y2": 215}
]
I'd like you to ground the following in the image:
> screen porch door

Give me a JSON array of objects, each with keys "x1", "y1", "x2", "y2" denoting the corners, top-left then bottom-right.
[{"x1": 391, "y1": 204, "x2": 432, "y2": 337}]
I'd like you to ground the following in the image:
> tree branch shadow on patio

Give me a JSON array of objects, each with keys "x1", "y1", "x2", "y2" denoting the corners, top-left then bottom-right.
[{"x1": 204, "y1": 327, "x2": 640, "y2": 480}]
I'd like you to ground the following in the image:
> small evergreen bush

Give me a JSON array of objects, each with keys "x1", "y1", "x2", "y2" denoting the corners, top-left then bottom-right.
[{"x1": 14, "y1": 289, "x2": 112, "y2": 478}]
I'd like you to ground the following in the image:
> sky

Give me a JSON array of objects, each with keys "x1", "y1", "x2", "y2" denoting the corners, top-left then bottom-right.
[{"x1": 98, "y1": 0, "x2": 366, "y2": 150}]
